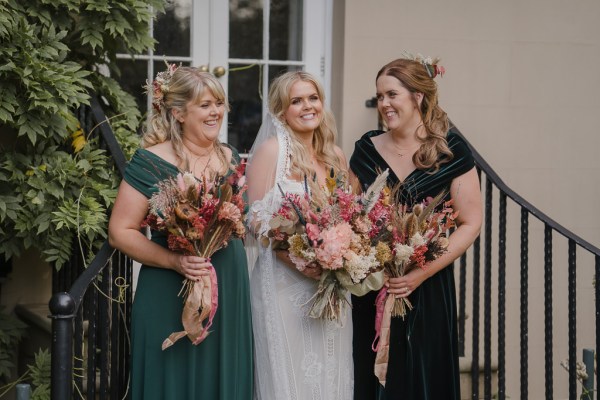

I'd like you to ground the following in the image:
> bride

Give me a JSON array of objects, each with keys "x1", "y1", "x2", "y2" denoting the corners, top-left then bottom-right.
[{"x1": 246, "y1": 71, "x2": 353, "y2": 400}]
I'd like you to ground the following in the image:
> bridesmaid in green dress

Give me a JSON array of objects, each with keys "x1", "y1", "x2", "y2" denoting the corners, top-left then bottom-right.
[
  {"x1": 350, "y1": 56, "x2": 482, "y2": 399},
  {"x1": 108, "y1": 66, "x2": 252, "y2": 399}
]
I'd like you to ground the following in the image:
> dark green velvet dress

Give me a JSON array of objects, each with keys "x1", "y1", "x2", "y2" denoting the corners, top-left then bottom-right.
[
  {"x1": 124, "y1": 148, "x2": 253, "y2": 400},
  {"x1": 349, "y1": 129, "x2": 475, "y2": 400}
]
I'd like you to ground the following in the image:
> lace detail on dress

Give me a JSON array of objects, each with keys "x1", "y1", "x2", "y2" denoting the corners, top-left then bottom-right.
[
  {"x1": 250, "y1": 125, "x2": 353, "y2": 400},
  {"x1": 273, "y1": 118, "x2": 291, "y2": 184},
  {"x1": 247, "y1": 126, "x2": 292, "y2": 238},
  {"x1": 248, "y1": 190, "x2": 277, "y2": 238}
]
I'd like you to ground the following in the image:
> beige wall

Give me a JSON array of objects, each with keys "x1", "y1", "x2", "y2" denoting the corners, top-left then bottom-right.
[
  {"x1": 335, "y1": 1, "x2": 600, "y2": 398},
  {"x1": 337, "y1": 0, "x2": 600, "y2": 248},
  {"x1": 0, "y1": 250, "x2": 52, "y2": 312}
]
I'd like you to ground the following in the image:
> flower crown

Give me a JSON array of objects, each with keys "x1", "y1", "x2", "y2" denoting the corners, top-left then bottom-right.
[
  {"x1": 145, "y1": 62, "x2": 179, "y2": 112},
  {"x1": 401, "y1": 51, "x2": 445, "y2": 79}
]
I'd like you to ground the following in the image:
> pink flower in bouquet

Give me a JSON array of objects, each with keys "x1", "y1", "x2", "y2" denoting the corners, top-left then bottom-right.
[
  {"x1": 198, "y1": 198, "x2": 218, "y2": 221},
  {"x1": 411, "y1": 245, "x2": 428, "y2": 269},
  {"x1": 367, "y1": 195, "x2": 391, "y2": 239},
  {"x1": 336, "y1": 190, "x2": 362, "y2": 222},
  {"x1": 373, "y1": 191, "x2": 457, "y2": 385},
  {"x1": 143, "y1": 164, "x2": 248, "y2": 350},
  {"x1": 218, "y1": 202, "x2": 242, "y2": 222},
  {"x1": 263, "y1": 169, "x2": 391, "y2": 323},
  {"x1": 168, "y1": 234, "x2": 195, "y2": 254},
  {"x1": 306, "y1": 223, "x2": 321, "y2": 245},
  {"x1": 315, "y1": 222, "x2": 353, "y2": 270},
  {"x1": 191, "y1": 215, "x2": 207, "y2": 231}
]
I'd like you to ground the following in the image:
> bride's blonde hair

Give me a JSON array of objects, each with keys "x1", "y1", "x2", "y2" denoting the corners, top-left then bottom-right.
[{"x1": 268, "y1": 71, "x2": 345, "y2": 180}]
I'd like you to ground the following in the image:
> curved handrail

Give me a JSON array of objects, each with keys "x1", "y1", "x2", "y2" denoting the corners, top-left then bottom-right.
[
  {"x1": 89, "y1": 95, "x2": 128, "y2": 177},
  {"x1": 69, "y1": 241, "x2": 115, "y2": 309},
  {"x1": 55, "y1": 90, "x2": 128, "y2": 308},
  {"x1": 49, "y1": 92, "x2": 129, "y2": 400},
  {"x1": 52, "y1": 103, "x2": 600, "y2": 399},
  {"x1": 454, "y1": 127, "x2": 600, "y2": 256}
]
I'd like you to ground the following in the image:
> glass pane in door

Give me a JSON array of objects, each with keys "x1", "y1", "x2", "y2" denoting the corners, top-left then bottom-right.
[
  {"x1": 227, "y1": 64, "x2": 263, "y2": 153},
  {"x1": 154, "y1": 0, "x2": 192, "y2": 56},
  {"x1": 229, "y1": 0, "x2": 263, "y2": 59},
  {"x1": 269, "y1": 0, "x2": 303, "y2": 61},
  {"x1": 227, "y1": 0, "x2": 305, "y2": 150}
]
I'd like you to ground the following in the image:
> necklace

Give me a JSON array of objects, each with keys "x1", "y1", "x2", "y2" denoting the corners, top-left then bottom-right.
[
  {"x1": 390, "y1": 142, "x2": 420, "y2": 157},
  {"x1": 387, "y1": 126, "x2": 422, "y2": 156},
  {"x1": 183, "y1": 142, "x2": 215, "y2": 177}
]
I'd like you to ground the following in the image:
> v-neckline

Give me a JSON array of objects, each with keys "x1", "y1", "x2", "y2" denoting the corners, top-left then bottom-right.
[
  {"x1": 367, "y1": 133, "x2": 419, "y2": 184},
  {"x1": 138, "y1": 147, "x2": 233, "y2": 180}
]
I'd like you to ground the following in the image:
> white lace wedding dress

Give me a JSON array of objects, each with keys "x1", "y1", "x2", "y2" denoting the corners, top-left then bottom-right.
[{"x1": 248, "y1": 128, "x2": 353, "y2": 400}]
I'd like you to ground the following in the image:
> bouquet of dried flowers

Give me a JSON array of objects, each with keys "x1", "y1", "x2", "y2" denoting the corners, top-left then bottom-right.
[
  {"x1": 373, "y1": 190, "x2": 457, "y2": 386},
  {"x1": 378, "y1": 190, "x2": 457, "y2": 319},
  {"x1": 265, "y1": 169, "x2": 391, "y2": 324},
  {"x1": 143, "y1": 163, "x2": 247, "y2": 350}
]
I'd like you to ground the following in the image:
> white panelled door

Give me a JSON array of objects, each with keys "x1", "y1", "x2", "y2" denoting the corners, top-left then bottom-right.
[
  {"x1": 116, "y1": 0, "x2": 331, "y2": 291},
  {"x1": 193, "y1": 0, "x2": 333, "y2": 153}
]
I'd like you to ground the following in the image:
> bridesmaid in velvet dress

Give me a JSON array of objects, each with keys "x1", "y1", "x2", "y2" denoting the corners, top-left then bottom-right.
[{"x1": 350, "y1": 56, "x2": 482, "y2": 399}]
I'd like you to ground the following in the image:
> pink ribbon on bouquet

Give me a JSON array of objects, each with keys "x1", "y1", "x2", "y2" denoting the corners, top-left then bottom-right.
[
  {"x1": 161, "y1": 266, "x2": 219, "y2": 350},
  {"x1": 372, "y1": 287, "x2": 395, "y2": 387}
]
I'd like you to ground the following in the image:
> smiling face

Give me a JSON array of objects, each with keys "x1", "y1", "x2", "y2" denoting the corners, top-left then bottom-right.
[
  {"x1": 179, "y1": 90, "x2": 225, "y2": 144},
  {"x1": 283, "y1": 80, "x2": 323, "y2": 135},
  {"x1": 376, "y1": 75, "x2": 423, "y2": 135}
]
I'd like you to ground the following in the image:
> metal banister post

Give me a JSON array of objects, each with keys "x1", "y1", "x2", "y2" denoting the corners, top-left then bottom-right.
[{"x1": 49, "y1": 292, "x2": 75, "y2": 400}]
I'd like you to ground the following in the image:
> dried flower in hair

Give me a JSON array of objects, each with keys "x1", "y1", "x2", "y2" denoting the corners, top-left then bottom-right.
[
  {"x1": 144, "y1": 61, "x2": 180, "y2": 112},
  {"x1": 401, "y1": 51, "x2": 445, "y2": 79}
]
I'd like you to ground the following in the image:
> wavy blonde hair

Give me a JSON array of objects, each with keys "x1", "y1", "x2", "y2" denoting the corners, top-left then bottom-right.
[
  {"x1": 377, "y1": 58, "x2": 453, "y2": 172},
  {"x1": 268, "y1": 71, "x2": 344, "y2": 181},
  {"x1": 142, "y1": 66, "x2": 233, "y2": 174}
]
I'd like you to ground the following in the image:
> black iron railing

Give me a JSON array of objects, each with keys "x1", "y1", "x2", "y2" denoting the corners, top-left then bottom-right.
[
  {"x1": 49, "y1": 94, "x2": 132, "y2": 400},
  {"x1": 454, "y1": 128, "x2": 600, "y2": 399},
  {"x1": 49, "y1": 99, "x2": 600, "y2": 399}
]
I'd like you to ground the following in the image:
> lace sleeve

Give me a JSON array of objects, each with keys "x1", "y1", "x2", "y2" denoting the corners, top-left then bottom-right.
[
  {"x1": 247, "y1": 190, "x2": 277, "y2": 237},
  {"x1": 245, "y1": 114, "x2": 291, "y2": 273}
]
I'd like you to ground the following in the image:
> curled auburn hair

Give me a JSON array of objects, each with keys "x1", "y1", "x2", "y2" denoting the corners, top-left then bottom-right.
[{"x1": 377, "y1": 58, "x2": 453, "y2": 172}]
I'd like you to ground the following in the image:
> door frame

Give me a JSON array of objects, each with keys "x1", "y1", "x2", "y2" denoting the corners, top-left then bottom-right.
[{"x1": 192, "y1": 0, "x2": 334, "y2": 142}]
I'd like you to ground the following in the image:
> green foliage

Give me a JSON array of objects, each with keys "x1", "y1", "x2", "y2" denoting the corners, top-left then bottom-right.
[
  {"x1": 0, "y1": 0, "x2": 164, "y2": 269},
  {"x1": 0, "y1": 308, "x2": 27, "y2": 383},
  {"x1": 0, "y1": 348, "x2": 51, "y2": 400},
  {"x1": 28, "y1": 349, "x2": 51, "y2": 400}
]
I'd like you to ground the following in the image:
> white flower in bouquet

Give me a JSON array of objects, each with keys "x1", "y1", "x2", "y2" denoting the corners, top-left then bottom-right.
[
  {"x1": 394, "y1": 243, "x2": 414, "y2": 265},
  {"x1": 409, "y1": 233, "x2": 426, "y2": 247},
  {"x1": 345, "y1": 248, "x2": 379, "y2": 284}
]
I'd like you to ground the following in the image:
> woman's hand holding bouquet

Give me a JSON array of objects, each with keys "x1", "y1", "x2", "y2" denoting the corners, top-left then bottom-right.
[
  {"x1": 143, "y1": 163, "x2": 247, "y2": 349},
  {"x1": 264, "y1": 169, "x2": 391, "y2": 324},
  {"x1": 372, "y1": 190, "x2": 457, "y2": 385}
]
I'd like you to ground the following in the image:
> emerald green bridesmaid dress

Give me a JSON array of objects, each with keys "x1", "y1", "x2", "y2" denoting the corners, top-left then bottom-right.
[{"x1": 124, "y1": 147, "x2": 253, "y2": 400}]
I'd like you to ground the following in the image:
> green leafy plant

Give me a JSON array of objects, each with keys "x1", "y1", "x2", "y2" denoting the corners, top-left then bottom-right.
[
  {"x1": 0, "y1": 0, "x2": 165, "y2": 269},
  {"x1": 0, "y1": 308, "x2": 27, "y2": 384},
  {"x1": 0, "y1": 349, "x2": 51, "y2": 400},
  {"x1": 28, "y1": 349, "x2": 51, "y2": 400}
]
